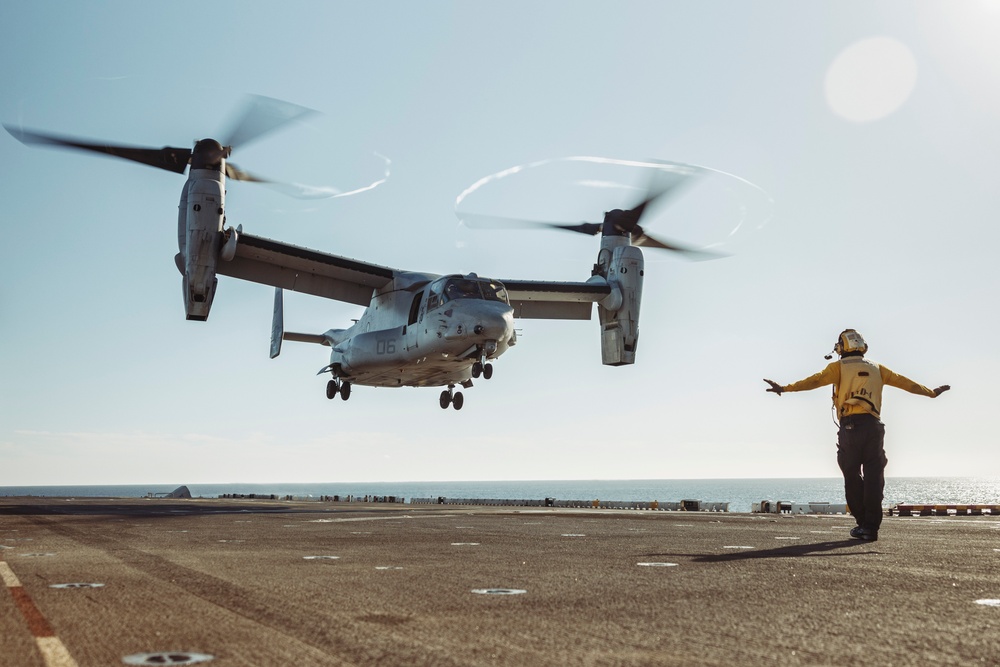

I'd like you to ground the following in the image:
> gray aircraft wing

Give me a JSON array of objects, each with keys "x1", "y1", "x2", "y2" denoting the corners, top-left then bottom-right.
[
  {"x1": 500, "y1": 280, "x2": 611, "y2": 320},
  {"x1": 218, "y1": 233, "x2": 396, "y2": 306}
]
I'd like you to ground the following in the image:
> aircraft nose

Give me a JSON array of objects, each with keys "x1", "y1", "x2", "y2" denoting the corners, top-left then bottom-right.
[{"x1": 474, "y1": 309, "x2": 512, "y2": 340}]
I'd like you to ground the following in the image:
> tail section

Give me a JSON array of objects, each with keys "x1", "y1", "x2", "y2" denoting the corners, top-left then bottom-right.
[{"x1": 269, "y1": 287, "x2": 347, "y2": 358}]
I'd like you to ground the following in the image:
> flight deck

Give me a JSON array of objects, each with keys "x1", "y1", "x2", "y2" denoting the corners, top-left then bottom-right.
[{"x1": 2, "y1": 497, "x2": 998, "y2": 666}]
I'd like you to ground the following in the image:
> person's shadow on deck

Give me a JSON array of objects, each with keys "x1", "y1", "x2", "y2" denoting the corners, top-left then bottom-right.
[{"x1": 638, "y1": 539, "x2": 879, "y2": 564}]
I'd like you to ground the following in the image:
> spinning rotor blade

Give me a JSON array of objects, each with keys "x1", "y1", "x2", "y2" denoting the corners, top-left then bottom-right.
[
  {"x1": 216, "y1": 96, "x2": 329, "y2": 197},
  {"x1": 5, "y1": 120, "x2": 361, "y2": 200},
  {"x1": 225, "y1": 162, "x2": 269, "y2": 183},
  {"x1": 4, "y1": 124, "x2": 191, "y2": 174},
  {"x1": 458, "y1": 161, "x2": 721, "y2": 259},
  {"x1": 459, "y1": 212, "x2": 721, "y2": 259},
  {"x1": 603, "y1": 166, "x2": 701, "y2": 235},
  {"x1": 459, "y1": 212, "x2": 602, "y2": 235},
  {"x1": 220, "y1": 95, "x2": 317, "y2": 149},
  {"x1": 551, "y1": 221, "x2": 604, "y2": 236},
  {"x1": 630, "y1": 231, "x2": 726, "y2": 260},
  {"x1": 611, "y1": 171, "x2": 725, "y2": 259}
]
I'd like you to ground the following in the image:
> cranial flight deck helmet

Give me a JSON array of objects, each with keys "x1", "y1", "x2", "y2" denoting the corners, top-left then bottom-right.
[{"x1": 832, "y1": 329, "x2": 868, "y2": 357}]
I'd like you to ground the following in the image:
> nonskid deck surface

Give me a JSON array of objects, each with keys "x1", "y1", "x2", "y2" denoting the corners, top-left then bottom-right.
[{"x1": 1, "y1": 498, "x2": 998, "y2": 666}]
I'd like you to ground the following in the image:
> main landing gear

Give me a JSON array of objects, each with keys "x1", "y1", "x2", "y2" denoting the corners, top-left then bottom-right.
[
  {"x1": 471, "y1": 360, "x2": 494, "y2": 379},
  {"x1": 439, "y1": 385, "x2": 464, "y2": 410},
  {"x1": 326, "y1": 379, "x2": 351, "y2": 402}
]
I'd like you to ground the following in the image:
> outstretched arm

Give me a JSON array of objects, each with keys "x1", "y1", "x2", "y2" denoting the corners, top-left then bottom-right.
[
  {"x1": 764, "y1": 362, "x2": 839, "y2": 397},
  {"x1": 763, "y1": 379, "x2": 784, "y2": 395},
  {"x1": 881, "y1": 366, "x2": 950, "y2": 398}
]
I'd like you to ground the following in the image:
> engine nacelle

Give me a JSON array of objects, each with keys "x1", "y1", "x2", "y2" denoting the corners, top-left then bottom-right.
[
  {"x1": 220, "y1": 225, "x2": 239, "y2": 261},
  {"x1": 597, "y1": 244, "x2": 644, "y2": 366},
  {"x1": 177, "y1": 169, "x2": 225, "y2": 321}
]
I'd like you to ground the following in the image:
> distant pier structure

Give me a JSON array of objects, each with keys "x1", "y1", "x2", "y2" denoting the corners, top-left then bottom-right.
[
  {"x1": 889, "y1": 503, "x2": 1000, "y2": 516},
  {"x1": 147, "y1": 485, "x2": 192, "y2": 499},
  {"x1": 752, "y1": 500, "x2": 848, "y2": 515},
  {"x1": 410, "y1": 498, "x2": 731, "y2": 511},
  {"x1": 134, "y1": 489, "x2": 1000, "y2": 516}
]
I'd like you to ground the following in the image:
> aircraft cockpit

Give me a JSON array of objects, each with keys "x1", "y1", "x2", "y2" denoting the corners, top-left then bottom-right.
[{"x1": 427, "y1": 275, "x2": 509, "y2": 311}]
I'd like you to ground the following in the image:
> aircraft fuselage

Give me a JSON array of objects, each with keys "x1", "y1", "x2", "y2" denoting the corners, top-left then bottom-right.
[{"x1": 328, "y1": 273, "x2": 515, "y2": 388}]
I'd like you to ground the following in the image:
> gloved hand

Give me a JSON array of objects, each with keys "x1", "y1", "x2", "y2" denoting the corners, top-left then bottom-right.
[
  {"x1": 933, "y1": 385, "x2": 950, "y2": 397},
  {"x1": 763, "y1": 379, "x2": 783, "y2": 395}
]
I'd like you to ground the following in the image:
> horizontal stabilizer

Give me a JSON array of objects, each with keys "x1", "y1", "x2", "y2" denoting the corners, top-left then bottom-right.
[
  {"x1": 285, "y1": 332, "x2": 330, "y2": 345},
  {"x1": 285, "y1": 329, "x2": 346, "y2": 346}
]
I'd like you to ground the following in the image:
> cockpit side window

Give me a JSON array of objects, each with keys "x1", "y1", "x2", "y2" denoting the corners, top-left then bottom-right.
[
  {"x1": 427, "y1": 278, "x2": 446, "y2": 310},
  {"x1": 408, "y1": 290, "x2": 423, "y2": 325}
]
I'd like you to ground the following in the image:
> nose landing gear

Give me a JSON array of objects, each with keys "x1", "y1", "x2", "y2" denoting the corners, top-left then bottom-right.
[
  {"x1": 471, "y1": 342, "x2": 497, "y2": 380},
  {"x1": 439, "y1": 385, "x2": 464, "y2": 410},
  {"x1": 326, "y1": 378, "x2": 352, "y2": 402}
]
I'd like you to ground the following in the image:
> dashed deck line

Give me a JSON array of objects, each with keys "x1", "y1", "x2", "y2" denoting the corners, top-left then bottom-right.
[{"x1": 1, "y1": 560, "x2": 79, "y2": 667}]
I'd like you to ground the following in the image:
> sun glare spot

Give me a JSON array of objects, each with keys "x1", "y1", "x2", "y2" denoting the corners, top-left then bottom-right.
[{"x1": 825, "y1": 36, "x2": 918, "y2": 123}]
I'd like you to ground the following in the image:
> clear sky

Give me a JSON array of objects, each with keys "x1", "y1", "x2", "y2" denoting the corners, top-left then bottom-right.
[{"x1": 2, "y1": 1, "x2": 997, "y2": 486}]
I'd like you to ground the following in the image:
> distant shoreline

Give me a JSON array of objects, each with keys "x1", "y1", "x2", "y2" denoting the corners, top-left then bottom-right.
[{"x1": 2, "y1": 478, "x2": 996, "y2": 515}]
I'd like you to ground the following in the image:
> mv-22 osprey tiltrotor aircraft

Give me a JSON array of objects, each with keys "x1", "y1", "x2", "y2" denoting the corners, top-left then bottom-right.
[{"x1": 5, "y1": 97, "x2": 719, "y2": 410}]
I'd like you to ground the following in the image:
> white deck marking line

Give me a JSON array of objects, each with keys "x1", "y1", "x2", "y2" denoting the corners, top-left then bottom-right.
[
  {"x1": 35, "y1": 637, "x2": 79, "y2": 667},
  {"x1": 0, "y1": 561, "x2": 22, "y2": 587},
  {"x1": 1, "y1": 560, "x2": 80, "y2": 667}
]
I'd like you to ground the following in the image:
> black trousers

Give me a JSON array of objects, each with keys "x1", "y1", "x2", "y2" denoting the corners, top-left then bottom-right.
[{"x1": 836, "y1": 413, "x2": 887, "y2": 532}]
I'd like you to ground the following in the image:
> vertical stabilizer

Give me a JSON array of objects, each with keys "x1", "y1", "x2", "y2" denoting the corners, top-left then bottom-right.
[{"x1": 270, "y1": 288, "x2": 284, "y2": 359}]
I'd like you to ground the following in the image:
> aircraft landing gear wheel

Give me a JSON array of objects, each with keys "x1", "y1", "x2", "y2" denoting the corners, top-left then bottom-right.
[
  {"x1": 483, "y1": 363, "x2": 493, "y2": 380},
  {"x1": 326, "y1": 380, "x2": 338, "y2": 400},
  {"x1": 439, "y1": 390, "x2": 452, "y2": 409},
  {"x1": 471, "y1": 361, "x2": 483, "y2": 378},
  {"x1": 452, "y1": 392, "x2": 464, "y2": 410},
  {"x1": 340, "y1": 381, "x2": 352, "y2": 401}
]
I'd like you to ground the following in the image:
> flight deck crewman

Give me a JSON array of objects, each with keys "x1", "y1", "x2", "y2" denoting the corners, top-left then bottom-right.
[{"x1": 763, "y1": 329, "x2": 950, "y2": 542}]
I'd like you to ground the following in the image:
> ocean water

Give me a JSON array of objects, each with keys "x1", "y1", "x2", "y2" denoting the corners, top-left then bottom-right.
[{"x1": 2, "y1": 478, "x2": 998, "y2": 513}]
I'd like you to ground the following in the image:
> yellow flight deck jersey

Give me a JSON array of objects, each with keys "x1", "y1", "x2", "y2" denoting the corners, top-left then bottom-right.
[{"x1": 781, "y1": 356, "x2": 937, "y2": 420}]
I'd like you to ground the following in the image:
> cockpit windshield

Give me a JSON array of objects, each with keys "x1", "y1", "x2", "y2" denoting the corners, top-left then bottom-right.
[{"x1": 427, "y1": 276, "x2": 509, "y2": 310}]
